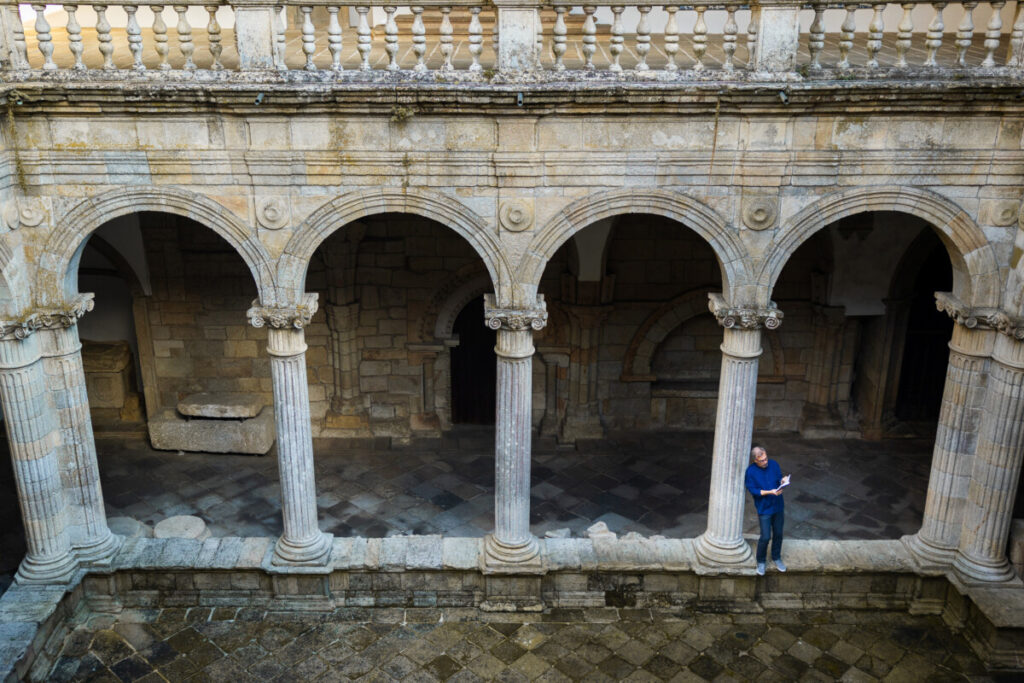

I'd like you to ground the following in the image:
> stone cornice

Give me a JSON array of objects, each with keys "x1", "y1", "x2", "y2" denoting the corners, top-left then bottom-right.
[
  {"x1": 247, "y1": 293, "x2": 319, "y2": 330},
  {"x1": 708, "y1": 293, "x2": 783, "y2": 330},
  {"x1": 484, "y1": 294, "x2": 548, "y2": 332},
  {"x1": 935, "y1": 292, "x2": 1024, "y2": 341},
  {"x1": 0, "y1": 293, "x2": 94, "y2": 341}
]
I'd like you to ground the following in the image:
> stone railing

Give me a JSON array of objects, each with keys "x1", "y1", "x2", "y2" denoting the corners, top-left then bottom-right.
[{"x1": 0, "y1": 0, "x2": 1021, "y2": 75}]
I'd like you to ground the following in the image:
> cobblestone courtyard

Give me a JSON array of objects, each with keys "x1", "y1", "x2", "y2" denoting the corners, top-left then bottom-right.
[{"x1": 48, "y1": 605, "x2": 989, "y2": 682}]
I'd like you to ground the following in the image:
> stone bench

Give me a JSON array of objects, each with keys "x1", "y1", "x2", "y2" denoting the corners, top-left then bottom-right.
[{"x1": 148, "y1": 392, "x2": 275, "y2": 455}]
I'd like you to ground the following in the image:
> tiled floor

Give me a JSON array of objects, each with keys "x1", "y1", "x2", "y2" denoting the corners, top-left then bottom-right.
[
  {"x1": 0, "y1": 430, "x2": 931, "y2": 596},
  {"x1": 48, "y1": 604, "x2": 990, "y2": 682}
]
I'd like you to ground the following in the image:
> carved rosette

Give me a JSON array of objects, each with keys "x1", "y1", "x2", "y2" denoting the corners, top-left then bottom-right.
[
  {"x1": 935, "y1": 292, "x2": 1024, "y2": 341},
  {"x1": 708, "y1": 292, "x2": 783, "y2": 330},
  {"x1": 247, "y1": 293, "x2": 319, "y2": 330},
  {"x1": 498, "y1": 199, "x2": 534, "y2": 233},
  {"x1": 741, "y1": 196, "x2": 779, "y2": 232},
  {"x1": 256, "y1": 196, "x2": 290, "y2": 231},
  {"x1": 483, "y1": 294, "x2": 548, "y2": 331},
  {"x1": 0, "y1": 293, "x2": 95, "y2": 340},
  {"x1": 1, "y1": 198, "x2": 48, "y2": 232}
]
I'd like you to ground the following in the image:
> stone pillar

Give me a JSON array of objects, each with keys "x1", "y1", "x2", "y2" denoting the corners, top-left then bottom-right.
[
  {"x1": 907, "y1": 293, "x2": 994, "y2": 568},
  {"x1": 248, "y1": 295, "x2": 332, "y2": 567},
  {"x1": 561, "y1": 303, "x2": 612, "y2": 442},
  {"x1": 695, "y1": 294, "x2": 782, "y2": 567},
  {"x1": 0, "y1": 5, "x2": 28, "y2": 70},
  {"x1": 751, "y1": 4, "x2": 800, "y2": 72},
  {"x1": 233, "y1": 3, "x2": 280, "y2": 69},
  {"x1": 494, "y1": 0, "x2": 540, "y2": 72},
  {"x1": 0, "y1": 324, "x2": 76, "y2": 584},
  {"x1": 537, "y1": 348, "x2": 568, "y2": 439},
  {"x1": 954, "y1": 321, "x2": 1024, "y2": 583},
  {"x1": 325, "y1": 302, "x2": 361, "y2": 415},
  {"x1": 482, "y1": 294, "x2": 547, "y2": 571},
  {"x1": 801, "y1": 305, "x2": 847, "y2": 436},
  {"x1": 38, "y1": 294, "x2": 119, "y2": 565}
]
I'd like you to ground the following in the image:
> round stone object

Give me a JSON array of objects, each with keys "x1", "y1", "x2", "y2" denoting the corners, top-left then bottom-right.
[
  {"x1": 177, "y1": 392, "x2": 264, "y2": 419},
  {"x1": 107, "y1": 516, "x2": 153, "y2": 538},
  {"x1": 154, "y1": 515, "x2": 211, "y2": 541}
]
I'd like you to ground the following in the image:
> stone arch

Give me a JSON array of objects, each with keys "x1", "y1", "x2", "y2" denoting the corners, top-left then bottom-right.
[
  {"x1": 36, "y1": 187, "x2": 274, "y2": 308},
  {"x1": 422, "y1": 268, "x2": 493, "y2": 342},
  {"x1": 1006, "y1": 220, "x2": 1024, "y2": 318},
  {"x1": 621, "y1": 287, "x2": 785, "y2": 382},
  {"x1": 761, "y1": 186, "x2": 1000, "y2": 310},
  {"x1": 518, "y1": 189, "x2": 747, "y2": 301},
  {"x1": 280, "y1": 188, "x2": 510, "y2": 305}
]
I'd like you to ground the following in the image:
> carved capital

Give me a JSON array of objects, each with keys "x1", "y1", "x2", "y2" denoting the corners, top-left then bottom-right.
[
  {"x1": 0, "y1": 293, "x2": 95, "y2": 340},
  {"x1": 483, "y1": 294, "x2": 548, "y2": 332},
  {"x1": 935, "y1": 292, "x2": 1024, "y2": 341},
  {"x1": 247, "y1": 293, "x2": 319, "y2": 330},
  {"x1": 708, "y1": 293, "x2": 783, "y2": 330}
]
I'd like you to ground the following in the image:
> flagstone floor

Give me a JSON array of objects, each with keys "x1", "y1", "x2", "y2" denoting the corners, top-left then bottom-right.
[{"x1": 48, "y1": 604, "x2": 990, "y2": 682}]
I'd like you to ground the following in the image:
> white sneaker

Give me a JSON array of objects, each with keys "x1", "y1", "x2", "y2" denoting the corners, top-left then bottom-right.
[
  {"x1": 756, "y1": 562, "x2": 765, "y2": 576},
  {"x1": 775, "y1": 560, "x2": 787, "y2": 572}
]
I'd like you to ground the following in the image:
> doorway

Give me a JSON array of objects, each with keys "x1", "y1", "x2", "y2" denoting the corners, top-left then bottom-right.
[{"x1": 450, "y1": 297, "x2": 496, "y2": 424}]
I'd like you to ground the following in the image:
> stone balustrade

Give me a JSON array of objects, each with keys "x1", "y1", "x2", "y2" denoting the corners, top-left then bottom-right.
[{"x1": 1, "y1": 0, "x2": 1021, "y2": 75}]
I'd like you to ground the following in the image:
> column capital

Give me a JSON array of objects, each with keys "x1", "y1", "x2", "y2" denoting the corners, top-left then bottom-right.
[
  {"x1": 0, "y1": 293, "x2": 94, "y2": 341},
  {"x1": 247, "y1": 293, "x2": 318, "y2": 330},
  {"x1": 708, "y1": 293, "x2": 783, "y2": 330},
  {"x1": 935, "y1": 292, "x2": 1024, "y2": 341},
  {"x1": 484, "y1": 294, "x2": 548, "y2": 332}
]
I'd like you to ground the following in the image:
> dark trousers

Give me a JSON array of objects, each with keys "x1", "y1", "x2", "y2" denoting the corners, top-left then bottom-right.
[{"x1": 756, "y1": 510, "x2": 784, "y2": 563}]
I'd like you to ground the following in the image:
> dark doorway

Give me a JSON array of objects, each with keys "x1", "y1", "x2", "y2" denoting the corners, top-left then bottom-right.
[
  {"x1": 894, "y1": 242, "x2": 954, "y2": 421},
  {"x1": 451, "y1": 297, "x2": 496, "y2": 424}
]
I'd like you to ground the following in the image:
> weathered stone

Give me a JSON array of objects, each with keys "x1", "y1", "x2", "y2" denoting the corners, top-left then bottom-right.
[
  {"x1": 586, "y1": 522, "x2": 616, "y2": 540},
  {"x1": 153, "y1": 516, "x2": 210, "y2": 542},
  {"x1": 107, "y1": 517, "x2": 153, "y2": 539},
  {"x1": 176, "y1": 392, "x2": 265, "y2": 419},
  {"x1": 149, "y1": 408, "x2": 275, "y2": 455}
]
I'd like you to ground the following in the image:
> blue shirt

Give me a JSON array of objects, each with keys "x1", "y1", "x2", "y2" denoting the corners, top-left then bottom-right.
[{"x1": 746, "y1": 459, "x2": 784, "y2": 516}]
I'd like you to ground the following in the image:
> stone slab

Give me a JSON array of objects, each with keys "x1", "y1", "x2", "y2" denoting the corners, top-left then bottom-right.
[
  {"x1": 154, "y1": 516, "x2": 210, "y2": 541},
  {"x1": 177, "y1": 392, "x2": 265, "y2": 419},
  {"x1": 148, "y1": 408, "x2": 275, "y2": 455},
  {"x1": 441, "y1": 537, "x2": 479, "y2": 570}
]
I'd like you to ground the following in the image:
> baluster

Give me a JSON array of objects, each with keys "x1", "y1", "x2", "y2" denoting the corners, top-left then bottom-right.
[
  {"x1": 468, "y1": 6, "x2": 482, "y2": 72},
  {"x1": 64, "y1": 5, "x2": 83, "y2": 70},
  {"x1": 439, "y1": 6, "x2": 453, "y2": 71},
  {"x1": 300, "y1": 6, "x2": 316, "y2": 70},
  {"x1": 808, "y1": 4, "x2": 825, "y2": 68},
  {"x1": 610, "y1": 6, "x2": 624, "y2": 72},
  {"x1": 747, "y1": 5, "x2": 759, "y2": 65},
  {"x1": 866, "y1": 3, "x2": 884, "y2": 68},
  {"x1": 1011, "y1": 2, "x2": 1024, "y2": 65},
  {"x1": 31, "y1": 3, "x2": 55, "y2": 70},
  {"x1": 925, "y1": 3, "x2": 945, "y2": 66},
  {"x1": 896, "y1": 3, "x2": 913, "y2": 66},
  {"x1": 153, "y1": 6, "x2": 170, "y2": 70},
  {"x1": 356, "y1": 6, "x2": 372, "y2": 70},
  {"x1": 492, "y1": 11, "x2": 499, "y2": 58},
  {"x1": 412, "y1": 6, "x2": 426, "y2": 71},
  {"x1": 96, "y1": 5, "x2": 113, "y2": 69},
  {"x1": 838, "y1": 5, "x2": 856, "y2": 68},
  {"x1": 126, "y1": 5, "x2": 144, "y2": 70},
  {"x1": 634, "y1": 5, "x2": 651, "y2": 70},
  {"x1": 983, "y1": 1, "x2": 1005, "y2": 67},
  {"x1": 174, "y1": 5, "x2": 194, "y2": 69},
  {"x1": 11, "y1": 8, "x2": 27, "y2": 67},
  {"x1": 722, "y1": 5, "x2": 738, "y2": 70},
  {"x1": 384, "y1": 6, "x2": 398, "y2": 70},
  {"x1": 328, "y1": 6, "x2": 344, "y2": 71},
  {"x1": 274, "y1": 4, "x2": 286, "y2": 69},
  {"x1": 693, "y1": 5, "x2": 708, "y2": 70},
  {"x1": 957, "y1": 2, "x2": 977, "y2": 66},
  {"x1": 207, "y1": 6, "x2": 222, "y2": 70},
  {"x1": 664, "y1": 5, "x2": 679, "y2": 71},
  {"x1": 553, "y1": 6, "x2": 567, "y2": 70},
  {"x1": 582, "y1": 5, "x2": 597, "y2": 69}
]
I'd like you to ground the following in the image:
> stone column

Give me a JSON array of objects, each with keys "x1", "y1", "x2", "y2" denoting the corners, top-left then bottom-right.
[
  {"x1": 695, "y1": 294, "x2": 782, "y2": 567},
  {"x1": 482, "y1": 294, "x2": 547, "y2": 571},
  {"x1": 954, "y1": 319, "x2": 1024, "y2": 583},
  {"x1": 561, "y1": 304, "x2": 613, "y2": 442},
  {"x1": 38, "y1": 294, "x2": 119, "y2": 565},
  {"x1": 325, "y1": 302, "x2": 361, "y2": 415},
  {"x1": 906, "y1": 293, "x2": 993, "y2": 568},
  {"x1": 0, "y1": 323, "x2": 77, "y2": 584},
  {"x1": 537, "y1": 348, "x2": 568, "y2": 439},
  {"x1": 0, "y1": 5, "x2": 28, "y2": 70},
  {"x1": 800, "y1": 305, "x2": 847, "y2": 436},
  {"x1": 248, "y1": 295, "x2": 332, "y2": 567}
]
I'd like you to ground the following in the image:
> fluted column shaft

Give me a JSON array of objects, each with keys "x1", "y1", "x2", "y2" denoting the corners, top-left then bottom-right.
[
  {"x1": 954, "y1": 332, "x2": 1024, "y2": 582},
  {"x1": 696, "y1": 326, "x2": 763, "y2": 565},
  {"x1": 0, "y1": 332, "x2": 77, "y2": 583},
  {"x1": 908, "y1": 322, "x2": 992, "y2": 567},
  {"x1": 561, "y1": 304, "x2": 612, "y2": 442},
  {"x1": 483, "y1": 295, "x2": 547, "y2": 570},
  {"x1": 40, "y1": 324, "x2": 119, "y2": 563}
]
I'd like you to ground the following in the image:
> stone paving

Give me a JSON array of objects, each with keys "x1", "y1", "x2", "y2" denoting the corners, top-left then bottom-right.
[{"x1": 47, "y1": 604, "x2": 990, "y2": 682}]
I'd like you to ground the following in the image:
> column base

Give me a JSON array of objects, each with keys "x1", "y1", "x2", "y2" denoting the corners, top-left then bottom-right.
[
  {"x1": 272, "y1": 532, "x2": 333, "y2": 568},
  {"x1": 694, "y1": 531, "x2": 753, "y2": 567},
  {"x1": 953, "y1": 551, "x2": 1016, "y2": 584},
  {"x1": 74, "y1": 529, "x2": 123, "y2": 566},
  {"x1": 482, "y1": 534, "x2": 543, "y2": 573},
  {"x1": 16, "y1": 551, "x2": 78, "y2": 585},
  {"x1": 902, "y1": 533, "x2": 956, "y2": 571}
]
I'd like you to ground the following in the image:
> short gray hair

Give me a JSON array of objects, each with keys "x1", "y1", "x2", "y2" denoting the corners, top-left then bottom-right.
[{"x1": 751, "y1": 446, "x2": 766, "y2": 459}]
